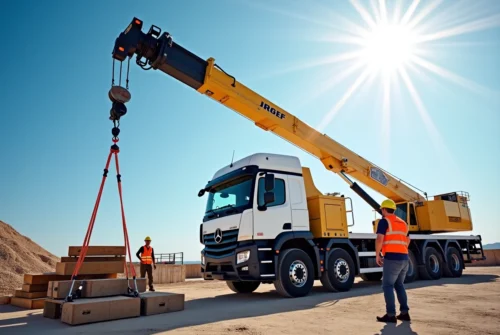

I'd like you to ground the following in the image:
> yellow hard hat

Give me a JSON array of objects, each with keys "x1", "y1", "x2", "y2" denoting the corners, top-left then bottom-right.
[
  {"x1": 144, "y1": 236, "x2": 152, "y2": 241},
  {"x1": 380, "y1": 199, "x2": 396, "y2": 210}
]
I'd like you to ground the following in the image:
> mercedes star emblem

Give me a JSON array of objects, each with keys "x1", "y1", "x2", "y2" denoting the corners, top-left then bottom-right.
[{"x1": 214, "y1": 228, "x2": 223, "y2": 244}]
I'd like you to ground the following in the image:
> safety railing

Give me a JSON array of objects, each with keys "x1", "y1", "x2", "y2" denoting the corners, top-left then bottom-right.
[{"x1": 155, "y1": 252, "x2": 184, "y2": 265}]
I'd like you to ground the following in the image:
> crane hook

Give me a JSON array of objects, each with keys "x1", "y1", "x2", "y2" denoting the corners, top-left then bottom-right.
[{"x1": 108, "y1": 86, "x2": 130, "y2": 122}]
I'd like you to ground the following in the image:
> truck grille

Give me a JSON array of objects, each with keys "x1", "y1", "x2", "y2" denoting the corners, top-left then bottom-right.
[{"x1": 203, "y1": 229, "x2": 239, "y2": 258}]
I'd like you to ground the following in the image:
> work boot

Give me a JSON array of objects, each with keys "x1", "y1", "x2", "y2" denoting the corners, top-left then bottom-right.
[
  {"x1": 149, "y1": 287, "x2": 155, "y2": 292},
  {"x1": 376, "y1": 314, "x2": 397, "y2": 323},
  {"x1": 397, "y1": 313, "x2": 411, "y2": 321}
]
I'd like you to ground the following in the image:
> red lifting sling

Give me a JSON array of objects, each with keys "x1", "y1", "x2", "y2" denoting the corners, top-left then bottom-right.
[
  {"x1": 65, "y1": 135, "x2": 139, "y2": 302},
  {"x1": 65, "y1": 61, "x2": 138, "y2": 301}
]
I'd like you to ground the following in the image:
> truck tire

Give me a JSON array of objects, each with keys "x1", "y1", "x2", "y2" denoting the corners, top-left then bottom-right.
[
  {"x1": 273, "y1": 248, "x2": 315, "y2": 298},
  {"x1": 320, "y1": 248, "x2": 355, "y2": 292},
  {"x1": 226, "y1": 281, "x2": 260, "y2": 294},
  {"x1": 418, "y1": 246, "x2": 443, "y2": 280},
  {"x1": 360, "y1": 272, "x2": 383, "y2": 281},
  {"x1": 404, "y1": 249, "x2": 418, "y2": 283},
  {"x1": 443, "y1": 246, "x2": 463, "y2": 278}
]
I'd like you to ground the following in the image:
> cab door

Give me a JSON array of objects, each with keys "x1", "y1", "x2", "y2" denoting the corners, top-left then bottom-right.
[{"x1": 252, "y1": 173, "x2": 292, "y2": 240}]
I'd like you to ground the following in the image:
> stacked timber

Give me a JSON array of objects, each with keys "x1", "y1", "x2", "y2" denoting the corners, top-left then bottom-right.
[
  {"x1": 0, "y1": 295, "x2": 12, "y2": 305},
  {"x1": 56, "y1": 246, "x2": 126, "y2": 275},
  {"x1": 42, "y1": 245, "x2": 185, "y2": 325},
  {"x1": 10, "y1": 245, "x2": 123, "y2": 310},
  {"x1": 10, "y1": 273, "x2": 118, "y2": 309}
]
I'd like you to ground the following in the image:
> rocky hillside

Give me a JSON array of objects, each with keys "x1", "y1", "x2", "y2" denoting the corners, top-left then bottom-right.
[{"x1": 0, "y1": 220, "x2": 60, "y2": 295}]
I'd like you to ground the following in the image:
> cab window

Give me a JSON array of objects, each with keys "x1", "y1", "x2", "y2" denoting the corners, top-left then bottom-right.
[
  {"x1": 395, "y1": 203, "x2": 408, "y2": 222},
  {"x1": 257, "y1": 177, "x2": 286, "y2": 207},
  {"x1": 409, "y1": 203, "x2": 418, "y2": 226}
]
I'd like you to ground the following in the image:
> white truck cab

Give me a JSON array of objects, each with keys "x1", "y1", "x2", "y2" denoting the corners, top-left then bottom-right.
[
  {"x1": 198, "y1": 154, "x2": 314, "y2": 284},
  {"x1": 200, "y1": 152, "x2": 310, "y2": 239}
]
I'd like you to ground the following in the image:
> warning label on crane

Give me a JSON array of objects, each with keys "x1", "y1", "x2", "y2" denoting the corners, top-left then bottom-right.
[{"x1": 370, "y1": 167, "x2": 389, "y2": 186}]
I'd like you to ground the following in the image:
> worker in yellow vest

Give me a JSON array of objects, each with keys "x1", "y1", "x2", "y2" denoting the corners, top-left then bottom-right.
[
  {"x1": 375, "y1": 199, "x2": 411, "y2": 323},
  {"x1": 136, "y1": 236, "x2": 156, "y2": 291}
]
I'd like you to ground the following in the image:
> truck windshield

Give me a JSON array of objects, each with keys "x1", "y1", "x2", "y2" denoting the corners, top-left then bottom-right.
[{"x1": 205, "y1": 175, "x2": 253, "y2": 213}]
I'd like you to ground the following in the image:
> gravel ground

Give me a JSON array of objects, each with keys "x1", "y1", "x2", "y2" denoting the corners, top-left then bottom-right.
[{"x1": 0, "y1": 266, "x2": 499, "y2": 335}]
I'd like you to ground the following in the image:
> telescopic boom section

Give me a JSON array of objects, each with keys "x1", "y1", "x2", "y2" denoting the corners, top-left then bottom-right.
[{"x1": 112, "y1": 18, "x2": 426, "y2": 210}]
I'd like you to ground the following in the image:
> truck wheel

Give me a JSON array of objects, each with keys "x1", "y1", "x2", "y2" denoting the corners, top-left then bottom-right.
[
  {"x1": 273, "y1": 248, "x2": 315, "y2": 298},
  {"x1": 404, "y1": 249, "x2": 418, "y2": 283},
  {"x1": 226, "y1": 281, "x2": 261, "y2": 294},
  {"x1": 360, "y1": 272, "x2": 383, "y2": 281},
  {"x1": 443, "y1": 246, "x2": 463, "y2": 278},
  {"x1": 418, "y1": 246, "x2": 443, "y2": 280},
  {"x1": 320, "y1": 248, "x2": 355, "y2": 292}
]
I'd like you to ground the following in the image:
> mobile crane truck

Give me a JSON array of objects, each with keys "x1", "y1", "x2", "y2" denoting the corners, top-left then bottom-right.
[{"x1": 111, "y1": 18, "x2": 485, "y2": 298}]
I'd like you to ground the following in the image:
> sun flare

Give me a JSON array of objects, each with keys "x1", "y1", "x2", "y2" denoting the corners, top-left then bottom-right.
[
  {"x1": 360, "y1": 23, "x2": 417, "y2": 74},
  {"x1": 250, "y1": 0, "x2": 500, "y2": 168}
]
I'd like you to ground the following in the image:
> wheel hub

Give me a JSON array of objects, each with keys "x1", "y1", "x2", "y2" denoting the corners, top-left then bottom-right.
[
  {"x1": 289, "y1": 260, "x2": 308, "y2": 287},
  {"x1": 334, "y1": 258, "x2": 350, "y2": 283},
  {"x1": 429, "y1": 254, "x2": 440, "y2": 273},
  {"x1": 451, "y1": 253, "x2": 460, "y2": 271},
  {"x1": 407, "y1": 260, "x2": 414, "y2": 276}
]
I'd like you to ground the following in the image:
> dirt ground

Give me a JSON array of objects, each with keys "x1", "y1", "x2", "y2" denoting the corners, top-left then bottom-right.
[{"x1": 1, "y1": 267, "x2": 499, "y2": 335}]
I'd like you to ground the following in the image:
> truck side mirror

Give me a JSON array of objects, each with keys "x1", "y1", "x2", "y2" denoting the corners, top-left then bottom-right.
[
  {"x1": 265, "y1": 173, "x2": 275, "y2": 192},
  {"x1": 264, "y1": 191, "x2": 275, "y2": 205}
]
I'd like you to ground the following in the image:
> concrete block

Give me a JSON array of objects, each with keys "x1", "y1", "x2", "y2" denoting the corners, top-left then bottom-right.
[
  {"x1": 140, "y1": 292, "x2": 185, "y2": 316},
  {"x1": 50, "y1": 278, "x2": 146, "y2": 299},
  {"x1": 43, "y1": 299, "x2": 63, "y2": 319},
  {"x1": 61, "y1": 296, "x2": 140, "y2": 325}
]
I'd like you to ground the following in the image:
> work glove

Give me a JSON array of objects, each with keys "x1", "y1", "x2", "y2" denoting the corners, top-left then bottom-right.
[{"x1": 154, "y1": 264, "x2": 157, "y2": 270}]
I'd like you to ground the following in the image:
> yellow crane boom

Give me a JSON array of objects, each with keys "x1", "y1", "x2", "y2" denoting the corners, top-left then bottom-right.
[
  {"x1": 196, "y1": 57, "x2": 426, "y2": 205},
  {"x1": 111, "y1": 18, "x2": 472, "y2": 233}
]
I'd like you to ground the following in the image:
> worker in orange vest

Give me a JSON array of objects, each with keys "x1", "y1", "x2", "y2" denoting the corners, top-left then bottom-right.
[
  {"x1": 136, "y1": 236, "x2": 156, "y2": 291},
  {"x1": 375, "y1": 199, "x2": 411, "y2": 323}
]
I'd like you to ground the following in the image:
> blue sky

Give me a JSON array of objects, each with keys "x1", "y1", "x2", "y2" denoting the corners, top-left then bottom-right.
[{"x1": 1, "y1": 0, "x2": 499, "y2": 261}]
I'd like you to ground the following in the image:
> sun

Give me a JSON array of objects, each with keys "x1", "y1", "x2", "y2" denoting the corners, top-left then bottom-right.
[
  {"x1": 250, "y1": 0, "x2": 500, "y2": 152},
  {"x1": 360, "y1": 23, "x2": 417, "y2": 75}
]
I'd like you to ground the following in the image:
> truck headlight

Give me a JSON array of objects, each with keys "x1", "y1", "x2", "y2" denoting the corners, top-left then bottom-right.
[
  {"x1": 237, "y1": 250, "x2": 250, "y2": 264},
  {"x1": 201, "y1": 254, "x2": 205, "y2": 265}
]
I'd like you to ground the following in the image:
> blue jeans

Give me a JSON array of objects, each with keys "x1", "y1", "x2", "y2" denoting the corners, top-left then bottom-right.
[{"x1": 382, "y1": 259, "x2": 409, "y2": 316}]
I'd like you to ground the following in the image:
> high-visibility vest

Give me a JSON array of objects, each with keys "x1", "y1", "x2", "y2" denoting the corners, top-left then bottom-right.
[
  {"x1": 382, "y1": 214, "x2": 409, "y2": 255},
  {"x1": 141, "y1": 246, "x2": 153, "y2": 264}
]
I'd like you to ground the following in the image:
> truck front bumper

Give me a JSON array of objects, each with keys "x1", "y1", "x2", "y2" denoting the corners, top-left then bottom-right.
[{"x1": 201, "y1": 242, "x2": 273, "y2": 281}]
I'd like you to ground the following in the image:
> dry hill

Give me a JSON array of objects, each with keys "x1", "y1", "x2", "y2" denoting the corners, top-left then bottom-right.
[{"x1": 0, "y1": 220, "x2": 60, "y2": 295}]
